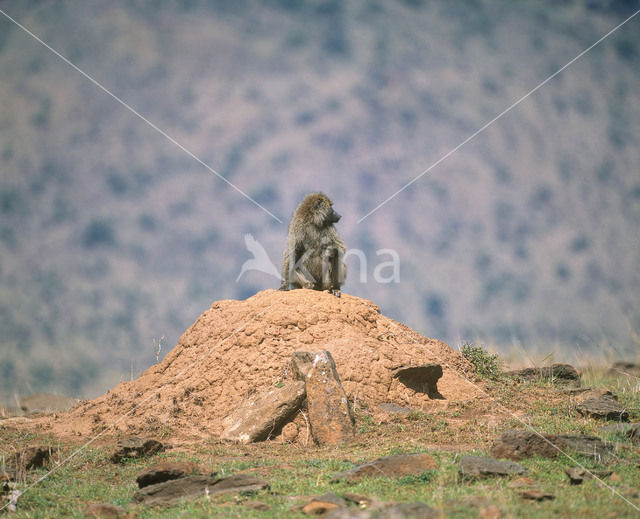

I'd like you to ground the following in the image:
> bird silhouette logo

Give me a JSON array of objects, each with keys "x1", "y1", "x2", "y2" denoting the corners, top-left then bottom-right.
[{"x1": 236, "y1": 234, "x2": 281, "y2": 282}]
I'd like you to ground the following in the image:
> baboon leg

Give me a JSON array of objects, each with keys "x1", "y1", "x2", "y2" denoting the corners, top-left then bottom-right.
[{"x1": 330, "y1": 248, "x2": 341, "y2": 297}]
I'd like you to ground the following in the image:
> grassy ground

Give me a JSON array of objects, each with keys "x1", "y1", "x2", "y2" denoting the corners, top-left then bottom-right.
[{"x1": 2, "y1": 366, "x2": 639, "y2": 518}]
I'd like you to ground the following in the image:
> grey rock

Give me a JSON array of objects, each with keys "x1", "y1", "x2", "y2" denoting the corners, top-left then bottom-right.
[
  {"x1": 458, "y1": 456, "x2": 526, "y2": 478},
  {"x1": 331, "y1": 453, "x2": 437, "y2": 483},
  {"x1": 576, "y1": 397, "x2": 629, "y2": 421},
  {"x1": 221, "y1": 381, "x2": 306, "y2": 443},
  {"x1": 374, "y1": 502, "x2": 440, "y2": 518},
  {"x1": 391, "y1": 364, "x2": 443, "y2": 399},
  {"x1": 132, "y1": 474, "x2": 269, "y2": 506},
  {"x1": 491, "y1": 430, "x2": 611, "y2": 461},
  {"x1": 301, "y1": 492, "x2": 347, "y2": 515}
]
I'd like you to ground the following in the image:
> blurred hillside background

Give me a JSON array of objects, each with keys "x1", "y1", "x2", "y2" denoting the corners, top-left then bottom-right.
[{"x1": 0, "y1": 0, "x2": 639, "y2": 402}]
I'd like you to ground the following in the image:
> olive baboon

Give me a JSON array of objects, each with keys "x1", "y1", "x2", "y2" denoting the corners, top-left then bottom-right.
[{"x1": 280, "y1": 192, "x2": 347, "y2": 296}]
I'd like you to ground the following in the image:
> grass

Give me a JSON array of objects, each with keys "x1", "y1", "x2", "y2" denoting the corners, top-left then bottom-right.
[{"x1": 2, "y1": 366, "x2": 640, "y2": 518}]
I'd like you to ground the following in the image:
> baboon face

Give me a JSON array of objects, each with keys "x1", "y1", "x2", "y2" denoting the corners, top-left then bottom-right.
[{"x1": 300, "y1": 193, "x2": 341, "y2": 228}]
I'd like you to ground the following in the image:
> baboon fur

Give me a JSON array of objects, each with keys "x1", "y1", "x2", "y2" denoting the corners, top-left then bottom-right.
[{"x1": 280, "y1": 192, "x2": 347, "y2": 295}]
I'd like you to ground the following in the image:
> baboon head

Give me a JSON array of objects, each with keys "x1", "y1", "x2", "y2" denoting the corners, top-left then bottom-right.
[{"x1": 296, "y1": 192, "x2": 341, "y2": 228}]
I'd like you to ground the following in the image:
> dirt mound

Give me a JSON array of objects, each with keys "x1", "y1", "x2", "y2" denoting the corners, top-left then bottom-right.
[{"x1": 39, "y1": 290, "x2": 483, "y2": 440}]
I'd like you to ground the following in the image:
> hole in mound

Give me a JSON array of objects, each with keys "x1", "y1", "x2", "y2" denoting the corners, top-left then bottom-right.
[{"x1": 391, "y1": 364, "x2": 444, "y2": 399}]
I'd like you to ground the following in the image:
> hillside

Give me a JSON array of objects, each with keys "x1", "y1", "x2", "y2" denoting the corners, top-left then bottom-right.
[{"x1": 0, "y1": 0, "x2": 639, "y2": 400}]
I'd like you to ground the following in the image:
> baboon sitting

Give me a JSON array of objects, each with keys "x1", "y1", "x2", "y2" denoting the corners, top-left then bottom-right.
[{"x1": 280, "y1": 192, "x2": 347, "y2": 296}]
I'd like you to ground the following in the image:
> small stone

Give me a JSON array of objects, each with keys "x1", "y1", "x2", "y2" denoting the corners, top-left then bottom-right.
[
  {"x1": 331, "y1": 453, "x2": 438, "y2": 482},
  {"x1": 343, "y1": 493, "x2": 372, "y2": 507},
  {"x1": 567, "y1": 388, "x2": 616, "y2": 402},
  {"x1": 518, "y1": 489, "x2": 554, "y2": 501},
  {"x1": 302, "y1": 492, "x2": 346, "y2": 515},
  {"x1": 84, "y1": 503, "x2": 126, "y2": 518},
  {"x1": 391, "y1": 364, "x2": 443, "y2": 398},
  {"x1": 565, "y1": 467, "x2": 586, "y2": 485},
  {"x1": 136, "y1": 461, "x2": 199, "y2": 488},
  {"x1": 111, "y1": 438, "x2": 164, "y2": 463},
  {"x1": 576, "y1": 397, "x2": 629, "y2": 421},
  {"x1": 458, "y1": 456, "x2": 526, "y2": 478},
  {"x1": 220, "y1": 382, "x2": 306, "y2": 443},
  {"x1": 291, "y1": 351, "x2": 316, "y2": 380}
]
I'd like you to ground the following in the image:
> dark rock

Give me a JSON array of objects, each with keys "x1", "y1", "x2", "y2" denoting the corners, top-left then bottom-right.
[
  {"x1": 305, "y1": 351, "x2": 355, "y2": 445},
  {"x1": 331, "y1": 453, "x2": 438, "y2": 483},
  {"x1": 378, "y1": 403, "x2": 411, "y2": 415},
  {"x1": 221, "y1": 381, "x2": 306, "y2": 443},
  {"x1": 343, "y1": 493, "x2": 373, "y2": 507},
  {"x1": 15, "y1": 446, "x2": 52, "y2": 469},
  {"x1": 133, "y1": 474, "x2": 269, "y2": 506},
  {"x1": 84, "y1": 503, "x2": 126, "y2": 518},
  {"x1": 302, "y1": 492, "x2": 346, "y2": 514},
  {"x1": 576, "y1": 397, "x2": 629, "y2": 421},
  {"x1": 565, "y1": 467, "x2": 613, "y2": 485},
  {"x1": 110, "y1": 438, "x2": 164, "y2": 463},
  {"x1": 491, "y1": 430, "x2": 611, "y2": 461},
  {"x1": 506, "y1": 364, "x2": 579, "y2": 385},
  {"x1": 19, "y1": 393, "x2": 79, "y2": 414},
  {"x1": 136, "y1": 461, "x2": 199, "y2": 488},
  {"x1": 458, "y1": 456, "x2": 526, "y2": 478},
  {"x1": 391, "y1": 364, "x2": 443, "y2": 399},
  {"x1": 517, "y1": 489, "x2": 554, "y2": 501}
]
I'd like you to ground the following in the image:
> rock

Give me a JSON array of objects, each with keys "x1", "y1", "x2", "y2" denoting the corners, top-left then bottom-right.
[
  {"x1": 326, "y1": 509, "x2": 370, "y2": 519},
  {"x1": 19, "y1": 393, "x2": 79, "y2": 414},
  {"x1": 576, "y1": 397, "x2": 629, "y2": 421},
  {"x1": 565, "y1": 467, "x2": 613, "y2": 485},
  {"x1": 391, "y1": 364, "x2": 443, "y2": 399},
  {"x1": 331, "y1": 453, "x2": 438, "y2": 483},
  {"x1": 490, "y1": 430, "x2": 611, "y2": 461},
  {"x1": 302, "y1": 492, "x2": 346, "y2": 515},
  {"x1": 132, "y1": 474, "x2": 269, "y2": 506},
  {"x1": 599, "y1": 422, "x2": 640, "y2": 442},
  {"x1": 221, "y1": 381, "x2": 306, "y2": 443},
  {"x1": 136, "y1": 461, "x2": 199, "y2": 488},
  {"x1": 304, "y1": 351, "x2": 355, "y2": 446},
  {"x1": 291, "y1": 351, "x2": 316, "y2": 380},
  {"x1": 506, "y1": 364, "x2": 579, "y2": 385},
  {"x1": 14, "y1": 446, "x2": 52, "y2": 469},
  {"x1": 84, "y1": 503, "x2": 127, "y2": 518},
  {"x1": 458, "y1": 456, "x2": 526, "y2": 478},
  {"x1": 378, "y1": 403, "x2": 411, "y2": 415},
  {"x1": 110, "y1": 438, "x2": 165, "y2": 463},
  {"x1": 343, "y1": 493, "x2": 373, "y2": 507},
  {"x1": 517, "y1": 489, "x2": 554, "y2": 501}
]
